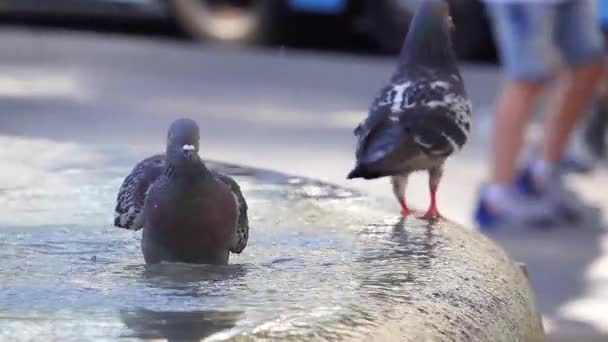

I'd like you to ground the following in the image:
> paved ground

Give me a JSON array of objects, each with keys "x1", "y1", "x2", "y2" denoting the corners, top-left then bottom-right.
[{"x1": 0, "y1": 27, "x2": 607, "y2": 340}]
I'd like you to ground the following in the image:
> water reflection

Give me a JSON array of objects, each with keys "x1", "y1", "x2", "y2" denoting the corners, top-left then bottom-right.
[
  {"x1": 395, "y1": 219, "x2": 438, "y2": 270},
  {"x1": 120, "y1": 308, "x2": 242, "y2": 341},
  {"x1": 141, "y1": 263, "x2": 249, "y2": 285},
  {"x1": 356, "y1": 218, "x2": 439, "y2": 269},
  {"x1": 353, "y1": 218, "x2": 441, "y2": 312}
]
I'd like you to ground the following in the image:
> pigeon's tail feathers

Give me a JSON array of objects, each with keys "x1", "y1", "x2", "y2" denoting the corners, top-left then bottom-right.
[
  {"x1": 347, "y1": 163, "x2": 392, "y2": 180},
  {"x1": 214, "y1": 172, "x2": 250, "y2": 254},
  {"x1": 346, "y1": 165, "x2": 365, "y2": 179},
  {"x1": 347, "y1": 164, "x2": 370, "y2": 179},
  {"x1": 114, "y1": 154, "x2": 165, "y2": 231},
  {"x1": 357, "y1": 122, "x2": 404, "y2": 164}
]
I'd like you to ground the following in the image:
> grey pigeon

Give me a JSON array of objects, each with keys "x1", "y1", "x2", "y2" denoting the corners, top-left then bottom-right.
[
  {"x1": 347, "y1": 0, "x2": 472, "y2": 220},
  {"x1": 114, "y1": 118, "x2": 249, "y2": 264}
]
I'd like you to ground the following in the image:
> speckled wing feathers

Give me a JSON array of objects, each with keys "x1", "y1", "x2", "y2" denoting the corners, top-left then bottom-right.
[
  {"x1": 354, "y1": 69, "x2": 471, "y2": 164},
  {"x1": 114, "y1": 154, "x2": 165, "y2": 231}
]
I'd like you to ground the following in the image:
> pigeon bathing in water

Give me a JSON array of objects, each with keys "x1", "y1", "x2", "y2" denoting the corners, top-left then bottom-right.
[
  {"x1": 114, "y1": 118, "x2": 249, "y2": 264},
  {"x1": 347, "y1": 0, "x2": 472, "y2": 220}
]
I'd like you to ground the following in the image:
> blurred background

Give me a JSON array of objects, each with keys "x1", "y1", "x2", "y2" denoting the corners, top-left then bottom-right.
[
  {"x1": 0, "y1": 0, "x2": 497, "y2": 60},
  {"x1": 0, "y1": 0, "x2": 607, "y2": 341}
]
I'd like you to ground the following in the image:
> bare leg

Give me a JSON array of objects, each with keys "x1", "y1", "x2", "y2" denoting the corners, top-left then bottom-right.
[
  {"x1": 419, "y1": 166, "x2": 444, "y2": 220},
  {"x1": 584, "y1": 90, "x2": 608, "y2": 158},
  {"x1": 541, "y1": 63, "x2": 605, "y2": 165},
  {"x1": 391, "y1": 174, "x2": 411, "y2": 217},
  {"x1": 492, "y1": 80, "x2": 545, "y2": 185}
]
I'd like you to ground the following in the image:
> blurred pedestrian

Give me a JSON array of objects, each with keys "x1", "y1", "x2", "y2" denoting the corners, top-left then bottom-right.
[
  {"x1": 474, "y1": 0, "x2": 606, "y2": 229},
  {"x1": 560, "y1": 0, "x2": 608, "y2": 174}
]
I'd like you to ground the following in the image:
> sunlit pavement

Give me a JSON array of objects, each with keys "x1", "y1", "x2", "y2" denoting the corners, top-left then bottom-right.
[{"x1": 0, "y1": 27, "x2": 607, "y2": 340}]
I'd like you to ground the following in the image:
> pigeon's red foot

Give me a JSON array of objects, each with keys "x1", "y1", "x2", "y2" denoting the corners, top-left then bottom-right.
[
  {"x1": 418, "y1": 208, "x2": 443, "y2": 221},
  {"x1": 399, "y1": 198, "x2": 412, "y2": 218},
  {"x1": 401, "y1": 207, "x2": 413, "y2": 218},
  {"x1": 420, "y1": 185, "x2": 442, "y2": 221},
  {"x1": 418, "y1": 212, "x2": 443, "y2": 221}
]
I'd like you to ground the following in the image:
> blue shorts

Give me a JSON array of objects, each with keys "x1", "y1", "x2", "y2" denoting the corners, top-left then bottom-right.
[{"x1": 486, "y1": 0, "x2": 606, "y2": 82}]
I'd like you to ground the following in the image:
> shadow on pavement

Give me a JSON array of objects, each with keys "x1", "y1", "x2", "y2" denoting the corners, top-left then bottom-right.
[{"x1": 484, "y1": 219, "x2": 605, "y2": 337}]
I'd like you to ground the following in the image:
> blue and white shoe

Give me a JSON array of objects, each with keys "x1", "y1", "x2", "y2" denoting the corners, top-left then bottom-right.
[
  {"x1": 558, "y1": 155, "x2": 596, "y2": 175},
  {"x1": 474, "y1": 194, "x2": 501, "y2": 230},
  {"x1": 474, "y1": 186, "x2": 558, "y2": 231},
  {"x1": 559, "y1": 135, "x2": 600, "y2": 175},
  {"x1": 514, "y1": 166, "x2": 600, "y2": 224}
]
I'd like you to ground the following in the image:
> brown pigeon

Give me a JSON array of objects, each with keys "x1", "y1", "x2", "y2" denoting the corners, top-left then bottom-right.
[{"x1": 114, "y1": 118, "x2": 249, "y2": 264}]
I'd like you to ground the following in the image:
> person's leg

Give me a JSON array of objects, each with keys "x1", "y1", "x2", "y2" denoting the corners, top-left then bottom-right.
[
  {"x1": 511, "y1": 0, "x2": 607, "y2": 223},
  {"x1": 583, "y1": 76, "x2": 608, "y2": 159},
  {"x1": 582, "y1": 28, "x2": 608, "y2": 162},
  {"x1": 560, "y1": 72, "x2": 608, "y2": 174},
  {"x1": 488, "y1": 4, "x2": 557, "y2": 187},
  {"x1": 475, "y1": 4, "x2": 559, "y2": 228},
  {"x1": 559, "y1": 66, "x2": 608, "y2": 175},
  {"x1": 559, "y1": 23, "x2": 608, "y2": 175},
  {"x1": 492, "y1": 82, "x2": 544, "y2": 186},
  {"x1": 540, "y1": 69, "x2": 604, "y2": 167},
  {"x1": 533, "y1": 66, "x2": 604, "y2": 179},
  {"x1": 535, "y1": 0, "x2": 606, "y2": 184}
]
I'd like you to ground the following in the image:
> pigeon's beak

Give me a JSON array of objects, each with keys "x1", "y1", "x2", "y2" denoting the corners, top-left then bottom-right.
[{"x1": 182, "y1": 144, "x2": 197, "y2": 160}]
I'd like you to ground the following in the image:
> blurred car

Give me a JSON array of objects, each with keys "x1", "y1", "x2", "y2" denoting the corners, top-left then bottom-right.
[
  {"x1": 0, "y1": 0, "x2": 496, "y2": 60},
  {"x1": 167, "y1": 0, "x2": 495, "y2": 60}
]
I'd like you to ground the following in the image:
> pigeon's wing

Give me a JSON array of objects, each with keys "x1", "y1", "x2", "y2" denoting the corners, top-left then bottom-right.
[
  {"x1": 213, "y1": 172, "x2": 249, "y2": 254},
  {"x1": 399, "y1": 104, "x2": 469, "y2": 158},
  {"x1": 394, "y1": 75, "x2": 471, "y2": 157},
  {"x1": 356, "y1": 74, "x2": 471, "y2": 163},
  {"x1": 354, "y1": 82, "x2": 416, "y2": 164},
  {"x1": 114, "y1": 154, "x2": 165, "y2": 231}
]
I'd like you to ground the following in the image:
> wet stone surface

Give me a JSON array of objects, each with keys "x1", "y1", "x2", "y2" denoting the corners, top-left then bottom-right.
[{"x1": 0, "y1": 137, "x2": 543, "y2": 341}]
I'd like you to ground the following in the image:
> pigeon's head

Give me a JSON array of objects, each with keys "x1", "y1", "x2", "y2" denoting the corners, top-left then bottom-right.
[
  {"x1": 414, "y1": 0, "x2": 455, "y2": 34},
  {"x1": 166, "y1": 118, "x2": 200, "y2": 163}
]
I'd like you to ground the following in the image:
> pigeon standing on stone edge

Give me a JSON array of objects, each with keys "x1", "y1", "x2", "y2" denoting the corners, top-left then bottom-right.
[
  {"x1": 347, "y1": 0, "x2": 472, "y2": 220},
  {"x1": 114, "y1": 118, "x2": 249, "y2": 264}
]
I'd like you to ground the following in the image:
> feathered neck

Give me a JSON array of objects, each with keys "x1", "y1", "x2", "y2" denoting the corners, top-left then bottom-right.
[
  {"x1": 163, "y1": 156, "x2": 210, "y2": 186},
  {"x1": 396, "y1": 10, "x2": 457, "y2": 73}
]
